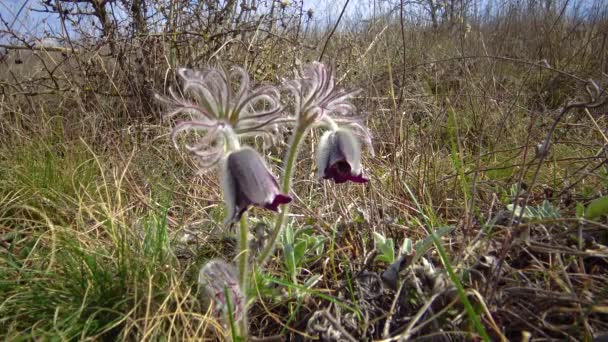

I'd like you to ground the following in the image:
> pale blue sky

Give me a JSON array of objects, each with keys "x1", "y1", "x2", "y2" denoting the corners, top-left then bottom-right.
[
  {"x1": 1, "y1": 0, "x2": 602, "y2": 44},
  {"x1": 1, "y1": 0, "x2": 382, "y2": 40}
]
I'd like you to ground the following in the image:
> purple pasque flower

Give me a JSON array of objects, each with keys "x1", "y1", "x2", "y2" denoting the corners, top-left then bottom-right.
[
  {"x1": 198, "y1": 259, "x2": 245, "y2": 321},
  {"x1": 284, "y1": 62, "x2": 374, "y2": 155},
  {"x1": 316, "y1": 128, "x2": 369, "y2": 184},
  {"x1": 285, "y1": 62, "x2": 373, "y2": 183},
  {"x1": 157, "y1": 66, "x2": 285, "y2": 169},
  {"x1": 221, "y1": 147, "x2": 292, "y2": 222}
]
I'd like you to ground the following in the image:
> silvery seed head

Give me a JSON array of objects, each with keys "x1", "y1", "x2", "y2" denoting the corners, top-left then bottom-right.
[
  {"x1": 284, "y1": 62, "x2": 374, "y2": 155},
  {"x1": 221, "y1": 147, "x2": 292, "y2": 222},
  {"x1": 316, "y1": 129, "x2": 368, "y2": 184},
  {"x1": 157, "y1": 65, "x2": 286, "y2": 169},
  {"x1": 198, "y1": 259, "x2": 245, "y2": 322}
]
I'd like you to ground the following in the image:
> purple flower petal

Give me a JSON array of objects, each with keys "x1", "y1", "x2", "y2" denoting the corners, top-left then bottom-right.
[
  {"x1": 324, "y1": 161, "x2": 369, "y2": 184},
  {"x1": 265, "y1": 194, "x2": 292, "y2": 211},
  {"x1": 346, "y1": 173, "x2": 369, "y2": 183}
]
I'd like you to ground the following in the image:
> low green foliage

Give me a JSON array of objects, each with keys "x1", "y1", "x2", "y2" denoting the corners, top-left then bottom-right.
[
  {"x1": 373, "y1": 231, "x2": 397, "y2": 264},
  {"x1": 507, "y1": 200, "x2": 561, "y2": 220},
  {"x1": 583, "y1": 196, "x2": 608, "y2": 220},
  {"x1": 281, "y1": 224, "x2": 325, "y2": 282}
]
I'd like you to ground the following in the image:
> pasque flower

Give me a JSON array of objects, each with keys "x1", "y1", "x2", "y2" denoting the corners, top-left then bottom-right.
[
  {"x1": 284, "y1": 62, "x2": 373, "y2": 184},
  {"x1": 316, "y1": 129, "x2": 368, "y2": 184},
  {"x1": 221, "y1": 147, "x2": 292, "y2": 222},
  {"x1": 161, "y1": 63, "x2": 372, "y2": 338},
  {"x1": 158, "y1": 65, "x2": 292, "y2": 221},
  {"x1": 284, "y1": 62, "x2": 373, "y2": 151}
]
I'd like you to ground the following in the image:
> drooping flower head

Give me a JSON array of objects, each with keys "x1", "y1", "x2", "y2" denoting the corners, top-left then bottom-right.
[
  {"x1": 316, "y1": 129, "x2": 368, "y2": 184},
  {"x1": 198, "y1": 259, "x2": 245, "y2": 322},
  {"x1": 285, "y1": 62, "x2": 373, "y2": 183},
  {"x1": 157, "y1": 66, "x2": 285, "y2": 169},
  {"x1": 221, "y1": 147, "x2": 292, "y2": 222}
]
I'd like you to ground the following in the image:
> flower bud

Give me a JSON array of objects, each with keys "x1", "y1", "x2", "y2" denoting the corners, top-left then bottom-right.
[
  {"x1": 221, "y1": 147, "x2": 292, "y2": 222},
  {"x1": 198, "y1": 259, "x2": 245, "y2": 321}
]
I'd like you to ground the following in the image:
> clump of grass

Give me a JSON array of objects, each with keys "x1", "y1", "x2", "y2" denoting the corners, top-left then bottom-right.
[{"x1": 0, "y1": 126, "x2": 223, "y2": 340}]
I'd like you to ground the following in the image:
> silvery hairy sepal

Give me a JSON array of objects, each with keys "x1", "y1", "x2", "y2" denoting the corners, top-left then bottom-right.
[
  {"x1": 316, "y1": 128, "x2": 369, "y2": 184},
  {"x1": 221, "y1": 147, "x2": 292, "y2": 222},
  {"x1": 198, "y1": 259, "x2": 245, "y2": 322},
  {"x1": 157, "y1": 66, "x2": 286, "y2": 170}
]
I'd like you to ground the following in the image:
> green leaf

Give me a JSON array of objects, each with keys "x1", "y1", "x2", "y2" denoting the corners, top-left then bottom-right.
[
  {"x1": 295, "y1": 226, "x2": 316, "y2": 239},
  {"x1": 506, "y1": 201, "x2": 560, "y2": 220},
  {"x1": 309, "y1": 236, "x2": 325, "y2": 256},
  {"x1": 384, "y1": 238, "x2": 395, "y2": 262},
  {"x1": 506, "y1": 204, "x2": 534, "y2": 219},
  {"x1": 539, "y1": 200, "x2": 560, "y2": 218},
  {"x1": 284, "y1": 225, "x2": 295, "y2": 244},
  {"x1": 576, "y1": 202, "x2": 585, "y2": 218},
  {"x1": 412, "y1": 226, "x2": 454, "y2": 265},
  {"x1": 373, "y1": 231, "x2": 395, "y2": 263},
  {"x1": 400, "y1": 238, "x2": 413, "y2": 255},
  {"x1": 509, "y1": 183, "x2": 520, "y2": 198},
  {"x1": 373, "y1": 231, "x2": 386, "y2": 245},
  {"x1": 283, "y1": 244, "x2": 296, "y2": 277},
  {"x1": 266, "y1": 276, "x2": 360, "y2": 316},
  {"x1": 303, "y1": 274, "x2": 322, "y2": 289},
  {"x1": 585, "y1": 196, "x2": 608, "y2": 220},
  {"x1": 293, "y1": 240, "x2": 308, "y2": 265}
]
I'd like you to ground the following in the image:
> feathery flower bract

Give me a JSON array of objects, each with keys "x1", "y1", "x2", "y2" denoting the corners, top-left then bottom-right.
[
  {"x1": 284, "y1": 62, "x2": 358, "y2": 124},
  {"x1": 158, "y1": 66, "x2": 285, "y2": 169}
]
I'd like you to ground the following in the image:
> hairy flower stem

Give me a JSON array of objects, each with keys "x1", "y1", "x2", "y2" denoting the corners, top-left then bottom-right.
[
  {"x1": 237, "y1": 213, "x2": 248, "y2": 337},
  {"x1": 257, "y1": 126, "x2": 308, "y2": 266}
]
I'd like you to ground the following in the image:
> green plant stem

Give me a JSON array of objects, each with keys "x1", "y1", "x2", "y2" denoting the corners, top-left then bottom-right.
[
  {"x1": 224, "y1": 286, "x2": 239, "y2": 342},
  {"x1": 257, "y1": 127, "x2": 307, "y2": 266},
  {"x1": 429, "y1": 231, "x2": 490, "y2": 341},
  {"x1": 237, "y1": 213, "x2": 248, "y2": 338}
]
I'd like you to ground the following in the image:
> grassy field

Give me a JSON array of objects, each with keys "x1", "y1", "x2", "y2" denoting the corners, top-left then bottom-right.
[{"x1": 1, "y1": 0, "x2": 608, "y2": 340}]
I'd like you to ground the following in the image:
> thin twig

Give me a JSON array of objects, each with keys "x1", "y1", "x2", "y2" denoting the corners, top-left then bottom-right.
[{"x1": 318, "y1": 0, "x2": 351, "y2": 61}]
